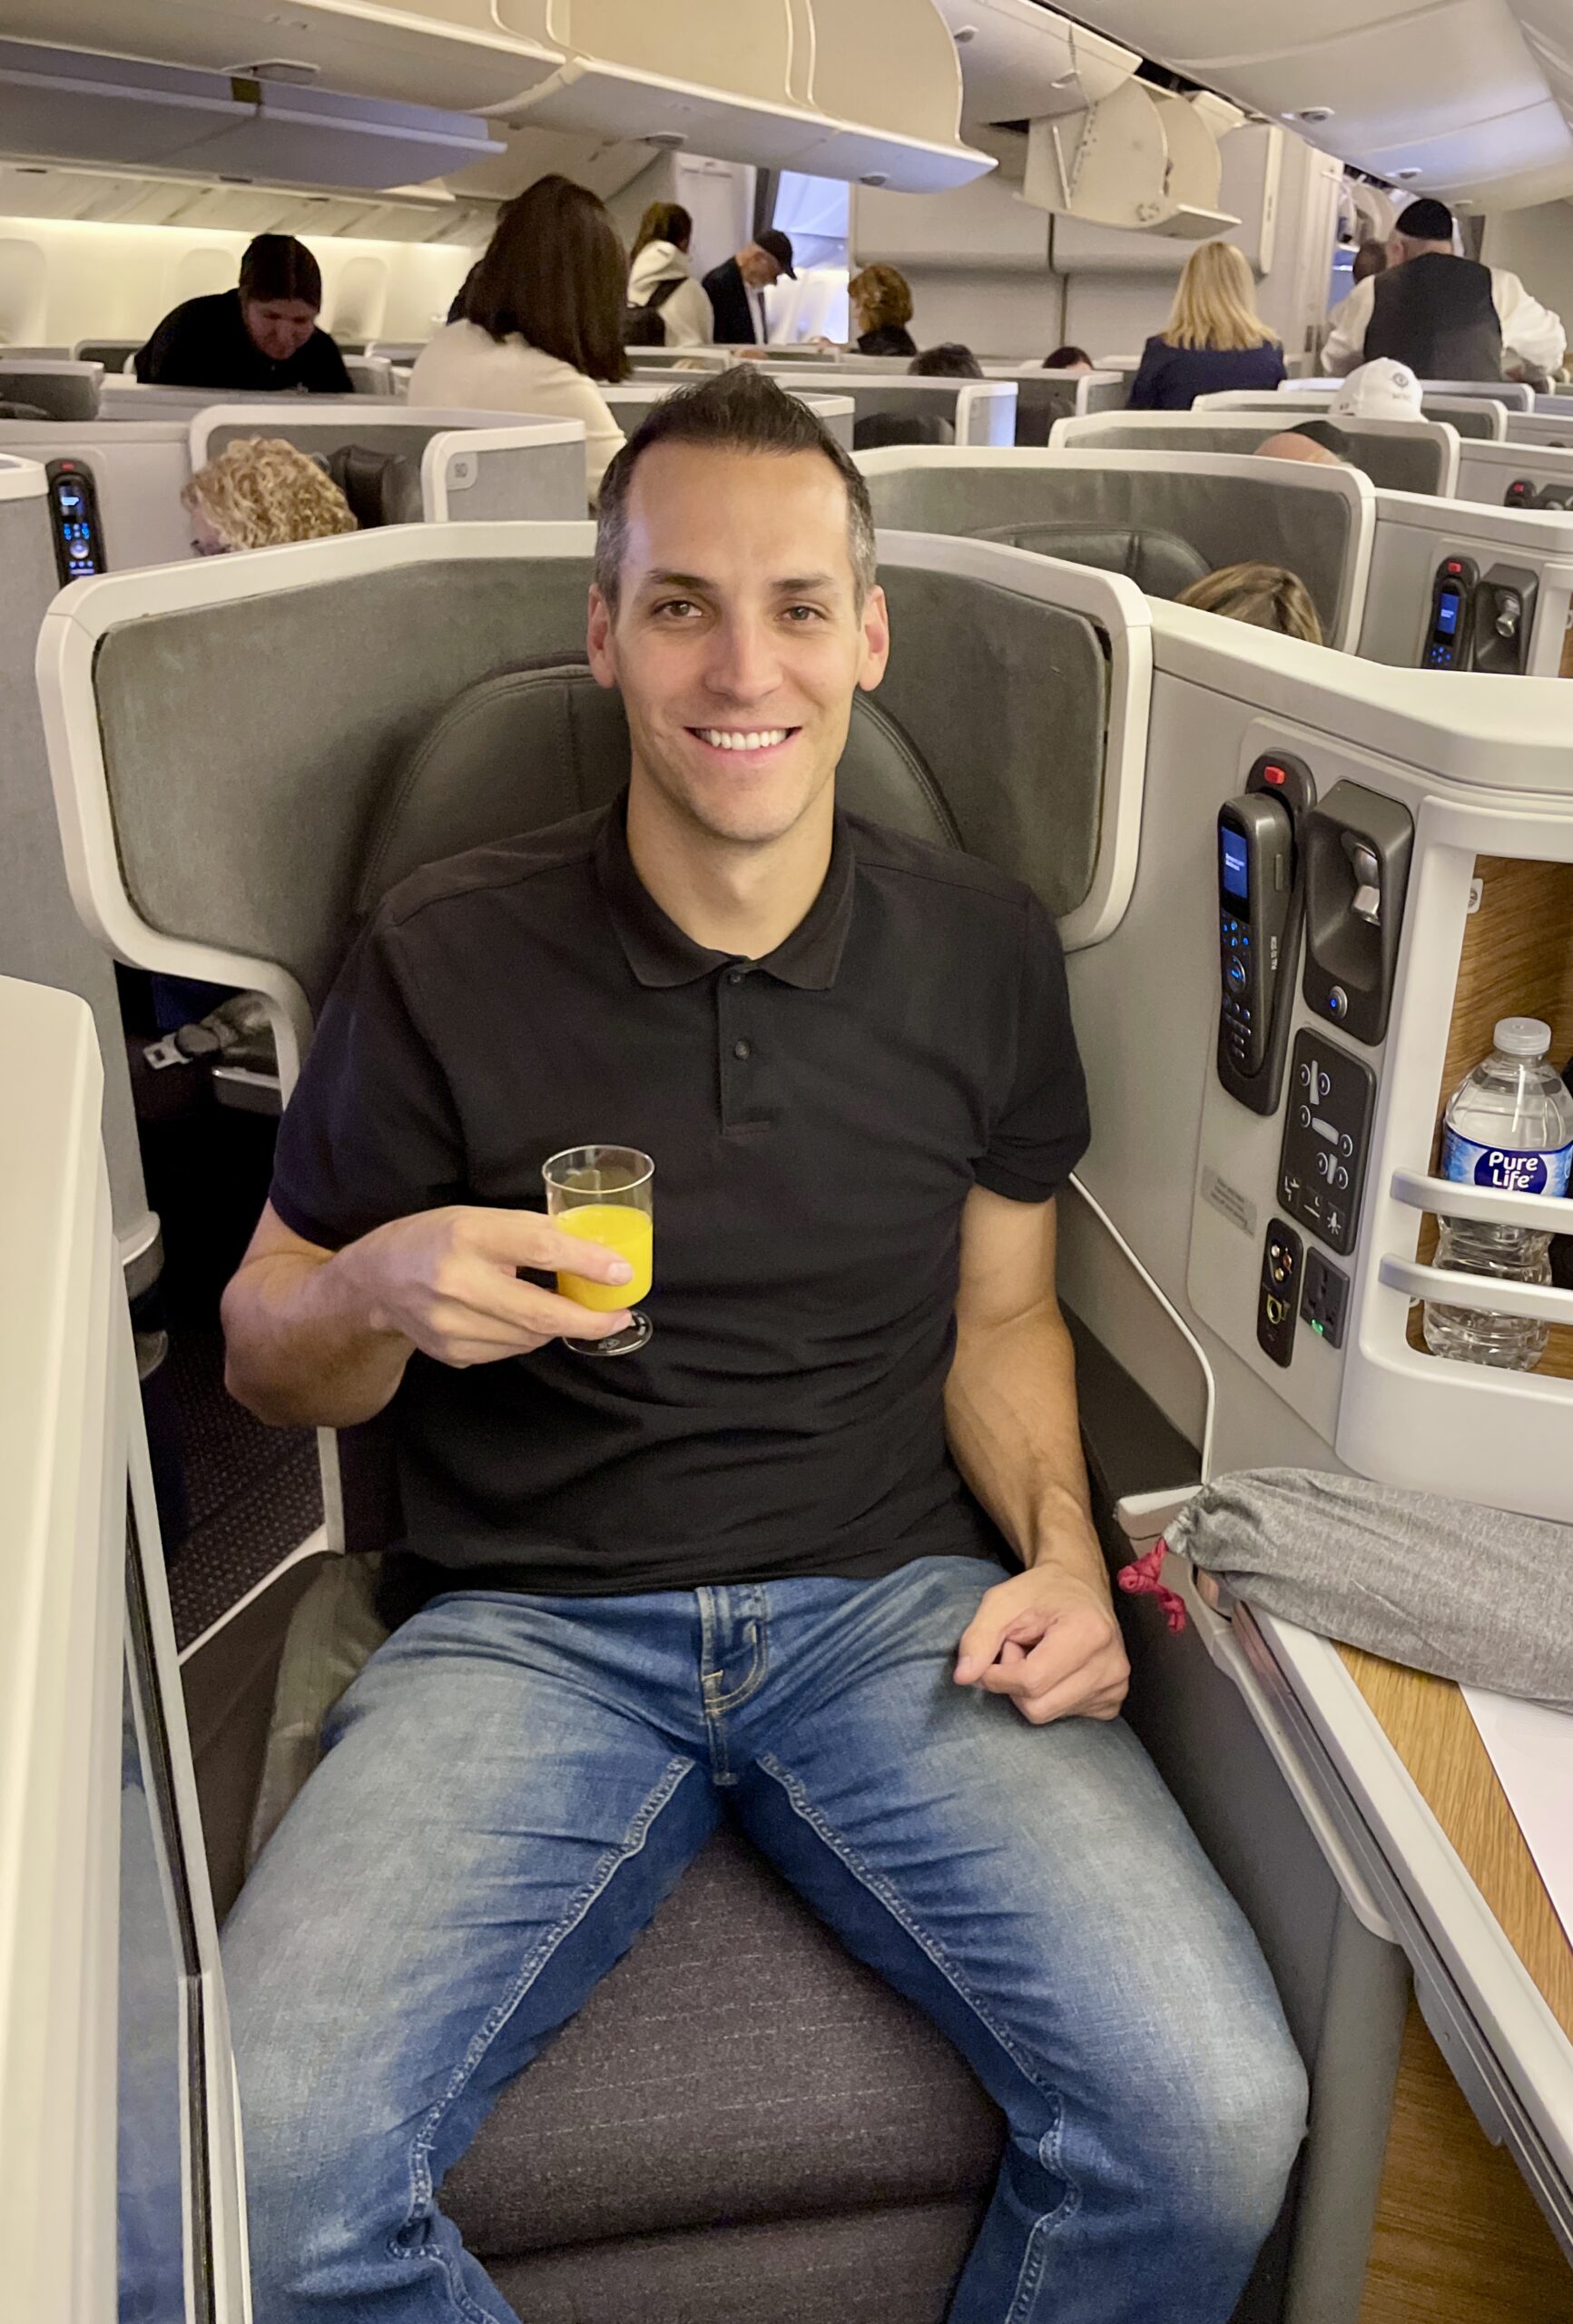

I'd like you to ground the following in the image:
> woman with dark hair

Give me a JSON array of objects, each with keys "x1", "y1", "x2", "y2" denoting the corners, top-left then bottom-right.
[
  {"x1": 625, "y1": 200, "x2": 713, "y2": 350},
  {"x1": 909, "y1": 342, "x2": 982, "y2": 378},
  {"x1": 411, "y1": 176, "x2": 629, "y2": 501},
  {"x1": 1043, "y1": 345, "x2": 1093, "y2": 372},
  {"x1": 134, "y1": 235, "x2": 351, "y2": 391}
]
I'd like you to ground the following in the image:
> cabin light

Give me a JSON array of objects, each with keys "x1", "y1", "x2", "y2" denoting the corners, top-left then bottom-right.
[
  {"x1": 951, "y1": 23, "x2": 978, "y2": 41},
  {"x1": 646, "y1": 131, "x2": 687, "y2": 150},
  {"x1": 1288, "y1": 106, "x2": 1335, "y2": 124},
  {"x1": 1394, "y1": 167, "x2": 1421, "y2": 180},
  {"x1": 860, "y1": 171, "x2": 890, "y2": 185}
]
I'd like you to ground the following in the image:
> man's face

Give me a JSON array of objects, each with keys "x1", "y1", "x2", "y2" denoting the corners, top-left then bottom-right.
[
  {"x1": 242, "y1": 297, "x2": 318, "y2": 362},
  {"x1": 740, "y1": 245, "x2": 782, "y2": 290},
  {"x1": 586, "y1": 441, "x2": 889, "y2": 851}
]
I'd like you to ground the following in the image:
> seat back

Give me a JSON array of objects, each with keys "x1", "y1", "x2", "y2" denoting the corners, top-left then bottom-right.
[
  {"x1": 0, "y1": 359, "x2": 100, "y2": 419},
  {"x1": 1051, "y1": 408, "x2": 1459, "y2": 497},
  {"x1": 860, "y1": 448, "x2": 1373, "y2": 649},
  {"x1": 972, "y1": 519, "x2": 1209, "y2": 599},
  {"x1": 854, "y1": 410, "x2": 954, "y2": 450},
  {"x1": 72, "y1": 339, "x2": 139, "y2": 372}
]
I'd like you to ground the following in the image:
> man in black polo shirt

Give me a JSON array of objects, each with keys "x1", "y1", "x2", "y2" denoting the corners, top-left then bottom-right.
[
  {"x1": 221, "y1": 369, "x2": 1304, "y2": 2323},
  {"x1": 134, "y1": 232, "x2": 352, "y2": 393}
]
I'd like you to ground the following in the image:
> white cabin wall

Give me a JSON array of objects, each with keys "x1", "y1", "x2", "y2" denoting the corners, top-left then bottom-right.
[
  {"x1": 0, "y1": 216, "x2": 478, "y2": 349},
  {"x1": 850, "y1": 171, "x2": 1063, "y2": 354},
  {"x1": 607, "y1": 153, "x2": 755, "y2": 282}
]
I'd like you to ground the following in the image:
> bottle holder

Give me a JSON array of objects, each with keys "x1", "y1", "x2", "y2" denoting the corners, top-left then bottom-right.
[{"x1": 1383, "y1": 1171, "x2": 1573, "y2": 1334}]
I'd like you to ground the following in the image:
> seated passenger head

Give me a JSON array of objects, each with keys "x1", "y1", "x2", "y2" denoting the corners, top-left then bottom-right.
[
  {"x1": 1044, "y1": 345, "x2": 1093, "y2": 372},
  {"x1": 1176, "y1": 562, "x2": 1324, "y2": 645},
  {"x1": 181, "y1": 438, "x2": 357, "y2": 555},
  {"x1": 738, "y1": 231, "x2": 796, "y2": 290},
  {"x1": 465, "y1": 174, "x2": 630, "y2": 383},
  {"x1": 588, "y1": 367, "x2": 889, "y2": 852},
  {"x1": 1253, "y1": 422, "x2": 1351, "y2": 467},
  {"x1": 1388, "y1": 198, "x2": 1455, "y2": 266},
  {"x1": 1331, "y1": 357, "x2": 1422, "y2": 422},
  {"x1": 849, "y1": 263, "x2": 913, "y2": 340},
  {"x1": 909, "y1": 342, "x2": 982, "y2": 379},
  {"x1": 632, "y1": 202, "x2": 693, "y2": 259},
  {"x1": 1352, "y1": 238, "x2": 1388, "y2": 284},
  {"x1": 238, "y1": 234, "x2": 324, "y2": 364}
]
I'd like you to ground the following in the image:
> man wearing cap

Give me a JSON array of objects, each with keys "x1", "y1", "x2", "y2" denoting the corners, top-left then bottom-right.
[
  {"x1": 134, "y1": 233, "x2": 353, "y2": 392},
  {"x1": 701, "y1": 231, "x2": 795, "y2": 346},
  {"x1": 1324, "y1": 197, "x2": 1564, "y2": 381}
]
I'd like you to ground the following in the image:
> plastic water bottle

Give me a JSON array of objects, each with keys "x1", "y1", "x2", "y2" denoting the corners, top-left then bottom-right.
[{"x1": 1422, "y1": 1018, "x2": 1573, "y2": 1370}]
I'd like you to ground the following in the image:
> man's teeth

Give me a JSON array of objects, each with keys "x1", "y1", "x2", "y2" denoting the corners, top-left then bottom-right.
[{"x1": 695, "y1": 728, "x2": 790, "y2": 751}]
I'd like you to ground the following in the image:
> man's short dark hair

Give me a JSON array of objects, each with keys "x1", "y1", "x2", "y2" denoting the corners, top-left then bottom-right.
[
  {"x1": 1292, "y1": 418, "x2": 1352, "y2": 459},
  {"x1": 1395, "y1": 197, "x2": 1454, "y2": 243},
  {"x1": 239, "y1": 234, "x2": 321, "y2": 310},
  {"x1": 909, "y1": 342, "x2": 982, "y2": 379},
  {"x1": 594, "y1": 367, "x2": 877, "y2": 612}
]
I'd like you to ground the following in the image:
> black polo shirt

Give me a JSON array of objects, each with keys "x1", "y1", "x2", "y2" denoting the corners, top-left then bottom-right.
[
  {"x1": 133, "y1": 290, "x2": 352, "y2": 393},
  {"x1": 270, "y1": 798, "x2": 1089, "y2": 1607}
]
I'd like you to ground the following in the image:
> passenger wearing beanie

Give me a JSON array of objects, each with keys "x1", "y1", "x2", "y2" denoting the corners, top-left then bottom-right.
[
  {"x1": 134, "y1": 235, "x2": 352, "y2": 392},
  {"x1": 1324, "y1": 197, "x2": 1564, "y2": 381}
]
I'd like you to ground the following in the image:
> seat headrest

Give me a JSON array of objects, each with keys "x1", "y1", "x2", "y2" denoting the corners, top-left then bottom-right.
[
  {"x1": 971, "y1": 519, "x2": 1210, "y2": 600},
  {"x1": 355, "y1": 658, "x2": 959, "y2": 920},
  {"x1": 853, "y1": 411, "x2": 955, "y2": 451},
  {"x1": 323, "y1": 442, "x2": 420, "y2": 528}
]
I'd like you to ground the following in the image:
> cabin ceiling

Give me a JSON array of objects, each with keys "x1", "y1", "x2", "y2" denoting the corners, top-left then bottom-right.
[{"x1": 1057, "y1": 0, "x2": 1573, "y2": 210}]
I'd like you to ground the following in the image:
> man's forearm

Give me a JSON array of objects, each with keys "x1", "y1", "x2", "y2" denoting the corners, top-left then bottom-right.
[
  {"x1": 944, "y1": 1302, "x2": 1105, "y2": 1587},
  {"x1": 222, "y1": 1242, "x2": 414, "y2": 1430}
]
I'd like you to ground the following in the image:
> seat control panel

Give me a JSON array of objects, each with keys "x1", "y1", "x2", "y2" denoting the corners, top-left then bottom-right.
[{"x1": 1278, "y1": 1031, "x2": 1376, "y2": 1257}]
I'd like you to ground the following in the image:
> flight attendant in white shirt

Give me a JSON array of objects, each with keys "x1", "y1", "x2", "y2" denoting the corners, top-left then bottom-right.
[
  {"x1": 412, "y1": 176, "x2": 629, "y2": 505},
  {"x1": 1323, "y1": 197, "x2": 1565, "y2": 381}
]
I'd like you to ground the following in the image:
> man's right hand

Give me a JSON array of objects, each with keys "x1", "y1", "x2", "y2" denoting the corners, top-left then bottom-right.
[{"x1": 339, "y1": 1204, "x2": 636, "y2": 1365}]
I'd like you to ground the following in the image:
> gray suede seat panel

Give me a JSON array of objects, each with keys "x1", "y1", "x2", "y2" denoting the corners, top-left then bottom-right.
[
  {"x1": 93, "y1": 557, "x2": 598, "y2": 1002},
  {"x1": 203, "y1": 417, "x2": 452, "y2": 463},
  {"x1": 1428, "y1": 401, "x2": 1496, "y2": 438},
  {"x1": 854, "y1": 411, "x2": 954, "y2": 450},
  {"x1": 973, "y1": 518, "x2": 1210, "y2": 599},
  {"x1": 357, "y1": 664, "x2": 961, "y2": 920},
  {"x1": 485, "y1": 2201, "x2": 984, "y2": 2324},
  {"x1": 1012, "y1": 379, "x2": 1081, "y2": 448},
  {"x1": 866, "y1": 463, "x2": 1352, "y2": 640},
  {"x1": 442, "y1": 1819, "x2": 1002, "y2": 2258},
  {"x1": 1072, "y1": 419, "x2": 1445, "y2": 497}
]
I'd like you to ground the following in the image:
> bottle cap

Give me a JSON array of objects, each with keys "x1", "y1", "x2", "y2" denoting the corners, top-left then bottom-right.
[{"x1": 1493, "y1": 1016, "x2": 1551, "y2": 1057}]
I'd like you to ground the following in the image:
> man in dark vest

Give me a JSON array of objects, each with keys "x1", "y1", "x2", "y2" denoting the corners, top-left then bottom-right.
[{"x1": 1325, "y1": 197, "x2": 1563, "y2": 382}]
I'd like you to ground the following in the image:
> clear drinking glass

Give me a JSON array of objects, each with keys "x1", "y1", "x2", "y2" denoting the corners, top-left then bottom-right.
[{"x1": 543, "y1": 1145, "x2": 654, "y2": 1357}]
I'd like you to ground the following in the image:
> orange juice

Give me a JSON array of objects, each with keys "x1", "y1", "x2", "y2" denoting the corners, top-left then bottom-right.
[{"x1": 555, "y1": 1204, "x2": 654, "y2": 1311}]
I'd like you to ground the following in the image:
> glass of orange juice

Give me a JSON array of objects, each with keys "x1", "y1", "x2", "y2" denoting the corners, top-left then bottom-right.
[{"x1": 543, "y1": 1145, "x2": 654, "y2": 1357}]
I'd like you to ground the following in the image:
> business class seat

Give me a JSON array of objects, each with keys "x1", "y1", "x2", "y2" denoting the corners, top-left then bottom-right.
[
  {"x1": 321, "y1": 441, "x2": 422, "y2": 528},
  {"x1": 852, "y1": 409, "x2": 955, "y2": 450},
  {"x1": 974, "y1": 518, "x2": 1211, "y2": 599},
  {"x1": 63, "y1": 535, "x2": 1120, "y2": 2323}
]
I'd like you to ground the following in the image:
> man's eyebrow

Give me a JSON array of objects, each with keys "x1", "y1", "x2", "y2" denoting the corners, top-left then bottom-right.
[
  {"x1": 636, "y1": 568, "x2": 844, "y2": 595},
  {"x1": 639, "y1": 569, "x2": 713, "y2": 593}
]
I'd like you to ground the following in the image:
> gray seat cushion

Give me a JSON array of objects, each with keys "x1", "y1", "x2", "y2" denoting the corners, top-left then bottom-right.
[
  {"x1": 972, "y1": 519, "x2": 1210, "y2": 600},
  {"x1": 323, "y1": 442, "x2": 420, "y2": 528},
  {"x1": 442, "y1": 1818, "x2": 1003, "y2": 2259},
  {"x1": 355, "y1": 659, "x2": 959, "y2": 920},
  {"x1": 854, "y1": 411, "x2": 955, "y2": 451}
]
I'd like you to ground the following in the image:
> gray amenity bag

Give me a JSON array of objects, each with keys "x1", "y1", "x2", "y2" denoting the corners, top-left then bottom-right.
[{"x1": 1157, "y1": 1468, "x2": 1573, "y2": 1711}]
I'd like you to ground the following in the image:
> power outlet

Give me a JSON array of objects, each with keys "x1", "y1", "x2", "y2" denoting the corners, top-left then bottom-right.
[
  {"x1": 1302, "y1": 1248, "x2": 1350, "y2": 1348},
  {"x1": 1257, "y1": 1217, "x2": 1303, "y2": 1368}
]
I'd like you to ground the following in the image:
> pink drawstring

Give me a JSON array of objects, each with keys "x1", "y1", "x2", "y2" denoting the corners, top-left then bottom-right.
[{"x1": 1117, "y1": 1541, "x2": 1188, "y2": 1633}]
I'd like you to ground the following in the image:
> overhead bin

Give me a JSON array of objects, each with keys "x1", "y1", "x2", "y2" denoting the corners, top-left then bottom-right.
[
  {"x1": 932, "y1": 0, "x2": 1136, "y2": 130},
  {"x1": 0, "y1": 40, "x2": 505, "y2": 189},
  {"x1": 499, "y1": 0, "x2": 993, "y2": 192},
  {"x1": 0, "y1": 0, "x2": 565, "y2": 116},
  {"x1": 1011, "y1": 53, "x2": 1245, "y2": 240}
]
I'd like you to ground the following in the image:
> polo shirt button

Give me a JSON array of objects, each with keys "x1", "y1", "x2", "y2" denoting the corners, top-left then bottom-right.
[
  {"x1": 726, "y1": 970, "x2": 745, "y2": 986},
  {"x1": 732, "y1": 1039, "x2": 752, "y2": 1061}
]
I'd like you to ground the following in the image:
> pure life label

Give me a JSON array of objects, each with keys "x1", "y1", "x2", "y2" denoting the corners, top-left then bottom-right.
[{"x1": 1441, "y1": 1128, "x2": 1573, "y2": 1196}]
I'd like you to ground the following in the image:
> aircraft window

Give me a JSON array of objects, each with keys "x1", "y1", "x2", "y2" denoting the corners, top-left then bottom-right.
[{"x1": 119, "y1": 1500, "x2": 215, "y2": 2324}]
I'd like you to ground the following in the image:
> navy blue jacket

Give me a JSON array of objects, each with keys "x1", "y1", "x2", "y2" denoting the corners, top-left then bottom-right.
[{"x1": 1126, "y1": 335, "x2": 1286, "y2": 411}]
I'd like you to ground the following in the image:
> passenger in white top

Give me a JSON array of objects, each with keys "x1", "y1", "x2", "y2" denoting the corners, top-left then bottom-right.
[
  {"x1": 1323, "y1": 200, "x2": 1565, "y2": 380},
  {"x1": 624, "y1": 202, "x2": 714, "y2": 352},
  {"x1": 410, "y1": 174, "x2": 628, "y2": 505}
]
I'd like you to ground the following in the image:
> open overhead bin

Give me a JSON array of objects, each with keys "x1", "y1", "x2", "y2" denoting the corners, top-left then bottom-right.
[
  {"x1": 0, "y1": 40, "x2": 505, "y2": 186},
  {"x1": 933, "y1": 0, "x2": 1137, "y2": 131},
  {"x1": 497, "y1": 0, "x2": 993, "y2": 192},
  {"x1": 0, "y1": 0, "x2": 565, "y2": 115},
  {"x1": 1021, "y1": 76, "x2": 1244, "y2": 236}
]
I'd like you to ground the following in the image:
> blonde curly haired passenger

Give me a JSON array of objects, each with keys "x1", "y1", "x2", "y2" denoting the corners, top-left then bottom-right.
[
  {"x1": 182, "y1": 436, "x2": 358, "y2": 553},
  {"x1": 1175, "y1": 561, "x2": 1324, "y2": 645}
]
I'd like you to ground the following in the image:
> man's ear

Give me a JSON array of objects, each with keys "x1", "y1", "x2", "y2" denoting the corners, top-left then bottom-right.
[
  {"x1": 586, "y1": 584, "x2": 618, "y2": 689},
  {"x1": 856, "y1": 582, "x2": 891, "y2": 694}
]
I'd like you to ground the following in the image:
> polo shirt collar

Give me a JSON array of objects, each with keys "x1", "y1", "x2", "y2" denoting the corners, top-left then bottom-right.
[{"x1": 595, "y1": 793, "x2": 855, "y2": 991}]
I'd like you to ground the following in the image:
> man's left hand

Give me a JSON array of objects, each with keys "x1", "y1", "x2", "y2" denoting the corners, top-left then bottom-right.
[{"x1": 954, "y1": 1563, "x2": 1130, "y2": 1725}]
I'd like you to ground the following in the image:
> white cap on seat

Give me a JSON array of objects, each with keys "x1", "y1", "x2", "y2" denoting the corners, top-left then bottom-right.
[{"x1": 1330, "y1": 358, "x2": 1424, "y2": 421}]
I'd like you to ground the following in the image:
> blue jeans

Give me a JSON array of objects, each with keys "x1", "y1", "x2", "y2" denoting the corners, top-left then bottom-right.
[{"x1": 222, "y1": 1555, "x2": 1306, "y2": 2322}]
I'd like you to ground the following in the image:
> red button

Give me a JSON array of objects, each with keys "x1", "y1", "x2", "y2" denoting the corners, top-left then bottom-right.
[
  {"x1": 1445, "y1": 560, "x2": 1461, "y2": 574},
  {"x1": 1263, "y1": 765, "x2": 1286, "y2": 785}
]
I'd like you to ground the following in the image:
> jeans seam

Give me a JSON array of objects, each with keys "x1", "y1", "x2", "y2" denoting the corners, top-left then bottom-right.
[{"x1": 390, "y1": 1751, "x2": 700, "y2": 2260}]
